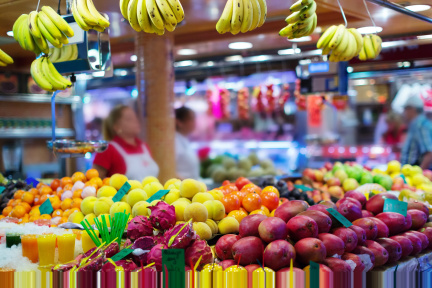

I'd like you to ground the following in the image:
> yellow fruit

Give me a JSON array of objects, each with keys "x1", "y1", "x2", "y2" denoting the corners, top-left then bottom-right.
[
  {"x1": 83, "y1": 213, "x2": 96, "y2": 225},
  {"x1": 82, "y1": 230, "x2": 99, "y2": 252},
  {"x1": 218, "y1": 217, "x2": 239, "y2": 234},
  {"x1": 198, "y1": 182, "x2": 207, "y2": 192},
  {"x1": 143, "y1": 182, "x2": 164, "y2": 198},
  {"x1": 94, "y1": 197, "x2": 114, "y2": 216},
  {"x1": 206, "y1": 219, "x2": 218, "y2": 234},
  {"x1": 109, "y1": 174, "x2": 128, "y2": 190},
  {"x1": 132, "y1": 201, "x2": 151, "y2": 217},
  {"x1": 121, "y1": 195, "x2": 128, "y2": 203},
  {"x1": 142, "y1": 176, "x2": 159, "y2": 187},
  {"x1": 150, "y1": 200, "x2": 161, "y2": 206},
  {"x1": 180, "y1": 179, "x2": 201, "y2": 199},
  {"x1": 176, "y1": 221, "x2": 185, "y2": 225},
  {"x1": 127, "y1": 189, "x2": 148, "y2": 207},
  {"x1": 68, "y1": 211, "x2": 84, "y2": 224},
  {"x1": 167, "y1": 182, "x2": 181, "y2": 190},
  {"x1": 387, "y1": 160, "x2": 401, "y2": 174},
  {"x1": 192, "y1": 192, "x2": 214, "y2": 204},
  {"x1": 110, "y1": 202, "x2": 132, "y2": 217},
  {"x1": 184, "y1": 202, "x2": 208, "y2": 222},
  {"x1": 172, "y1": 200, "x2": 189, "y2": 222},
  {"x1": 208, "y1": 189, "x2": 224, "y2": 201},
  {"x1": 97, "y1": 186, "x2": 117, "y2": 198},
  {"x1": 193, "y1": 222, "x2": 212, "y2": 240},
  {"x1": 402, "y1": 165, "x2": 414, "y2": 176},
  {"x1": 164, "y1": 189, "x2": 180, "y2": 204},
  {"x1": 270, "y1": 209, "x2": 276, "y2": 217},
  {"x1": 164, "y1": 178, "x2": 181, "y2": 189},
  {"x1": 203, "y1": 200, "x2": 225, "y2": 221},
  {"x1": 176, "y1": 198, "x2": 192, "y2": 204},
  {"x1": 96, "y1": 214, "x2": 111, "y2": 227},
  {"x1": 128, "y1": 180, "x2": 143, "y2": 190},
  {"x1": 413, "y1": 174, "x2": 426, "y2": 186},
  {"x1": 80, "y1": 196, "x2": 97, "y2": 215}
]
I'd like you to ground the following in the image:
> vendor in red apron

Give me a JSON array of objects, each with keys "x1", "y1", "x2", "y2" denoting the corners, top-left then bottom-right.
[{"x1": 93, "y1": 105, "x2": 159, "y2": 180}]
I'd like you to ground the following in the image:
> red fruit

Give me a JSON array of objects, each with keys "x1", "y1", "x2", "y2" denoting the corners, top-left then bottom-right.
[
  {"x1": 258, "y1": 217, "x2": 288, "y2": 243},
  {"x1": 332, "y1": 227, "x2": 358, "y2": 252},
  {"x1": 401, "y1": 212, "x2": 412, "y2": 233},
  {"x1": 376, "y1": 238, "x2": 402, "y2": 264},
  {"x1": 298, "y1": 210, "x2": 332, "y2": 233},
  {"x1": 364, "y1": 240, "x2": 388, "y2": 267},
  {"x1": 343, "y1": 191, "x2": 366, "y2": 207},
  {"x1": 375, "y1": 212, "x2": 406, "y2": 236},
  {"x1": 405, "y1": 231, "x2": 429, "y2": 251},
  {"x1": 185, "y1": 240, "x2": 213, "y2": 270},
  {"x1": 353, "y1": 218, "x2": 378, "y2": 240},
  {"x1": 418, "y1": 227, "x2": 432, "y2": 249},
  {"x1": 407, "y1": 209, "x2": 427, "y2": 230},
  {"x1": 318, "y1": 201, "x2": 336, "y2": 209},
  {"x1": 215, "y1": 234, "x2": 240, "y2": 260},
  {"x1": 352, "y1": 246, "x2": 376, "y2": 270},
  {"x1": 389, "y1": 236, "x2": 413, "y2": 259},
  {"x1": 278, "y1": 267, "x2": 305, "y2": 274},
  {"x1": 245, "y1": 264, "x2": 261, "y2": 273},
  {"x1": 307, "y1": 204, "x2": 331, "y2": 216},
  {"x1": 274, "y1": 200, "x2": 309, "y2": 222},
  {"x1": 263, "y1": 240, "x2": 296, "y2": 271},
  {"x1": 336, "y1": 197, "x2": 362, "y2": 209},
  {"x1": 407, "y1": 200, "x2": 429, "y2": 217},
  {"x1": 365, "y1": 193, "x2": 397, "y2": 215},
  {"x1": 220, "y1": 260, "x2": 236, "y2": 270},
  {"x1": 286, "y1": 215, "x2": 318, "y2": 241},
  {"x1": 318, "y1": 233, "x2": 345, "y2": 257},
  {"x1": 349, "y1": 225, "x2": 367, "y2": 246},
  {"x1": 294, "y1": 238, "x2": 326, "y2": 264},
  {"x1": 341, "y1": 253, "x2": 366, "y2": 272},
  {"x1": 401, "y1": 233, "x2": 422, "y2": 255},
  {"x1": 235, "y1": 177, "x2": 251, "y2": 190},
  {"x1": 368, "y1": 217, "x2": 389, "y2": 238},
  {"x1": 361, "y1": 210, "x2": 374, "y2": 218},
  {"x1": 232, "y1": 236, "x2": 264, "y2": 266},
  {"x1": 337, "y1": 202, "x2": 362, "y2": 222},
  {"x1": 239, "y1": 214, "x2": 267, "y2": 238},
  {"x1": 147, "y1": 244, "x2": 167, "y2": 271},
  {"x1": 323, "y1": 257, "x2": 352, "y2": 272}
]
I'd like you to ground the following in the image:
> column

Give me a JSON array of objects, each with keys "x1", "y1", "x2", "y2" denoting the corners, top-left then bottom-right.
[{"x1": 135, "y1": 33, "x2": 176, "y2": 182}]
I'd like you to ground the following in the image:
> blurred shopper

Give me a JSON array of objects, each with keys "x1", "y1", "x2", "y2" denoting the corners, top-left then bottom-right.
[
  {"x1": 93, "y1": 105, "x2": 159, "y2": 179},
  {"x1": 401, "y1": 96, "x2": 432, "y2": 169},
  {"x1": 382, "y1": 111, "x2": 406, "y2": 146},
  {"x1": 175, "y1": 106, "x2": 200, "y2": 179}
]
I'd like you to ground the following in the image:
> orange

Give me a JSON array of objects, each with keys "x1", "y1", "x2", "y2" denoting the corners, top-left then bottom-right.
[
  {"x1": 262, "y1": 186, "x2": 280, "y2": 198},
  {"x1": 11, "y1": 205, "x2": 26, "y2": 218},
  {"x1": 64, "y1": 208, "x2": 79, "y2": 218},
  {"x1": 48, "y1": 195, "x2": 61, "y2": 210},
  {"x1": 71, "y1": 172, "x2": 87, "y2": 183},
  {"x1": 239, "y1": 207, "x2": 247, "y2": 214},
  {"x1": 242, "y1": 183, "x2": 262, "y2": 194},
  {"x1": 60, "y1": 177, "x2": 73, "y2": 188},
  {"x1": 50, "y1": 179, "x2": 61, "y2": 191},
  {"x1": 227, "y1": 210, "x2": 248, "y2": 223},
  {"x1": 56, "y1": 190, "x2": 63, "y2": 198},
  {"x1": 89, "y1": 177, "x2": 103, "y2": 188},
  {"x1": 0, "y1": 215, "x2": 5, "y2": 220},
  {"x1": 39, "y1": 194, "x2": 48, "y2": 205},
  {"x1": 19, "y1": 202, "x2": 32, "y2": 213},
  {"x1": 21, "y1": 192, "x2": 35, "y2": 205},
  {"x1": 61, "y1": 198, "x2": 73, "y2": 210},
  {"x1": 39, "y1": 214, "x2": 52, "y2": 220},
  {"x1": 40, "y1": 186, "x2": 53, "y2": 195},
  {"x1": 232, "y1": 191, "x2": 248, "y2": 203},
  {"x1": 260, "y1": 205, "x2": 270, "y2": 216},
  {"x1": 34, "y1": 196, "x2": 41, "y2": 206},
  {"x1": 2, "y1": 206, "x2": 12, "y2": 216},
  {"x1": 36, "y1": 182, "x2": 44, "y2": 189},
  {"x1": 261, "y1": 191, "x2": 279, "y2": 211},
  {"x1": 60, "y1": 217, "x2": 68, "y2": 224},
  {"x1": 52, "y1": 209, "x2": 63, "y2": 217},
  {"x1": 28, "y1": 188, "x2": 39, "y2": 195},
  {"x1": 20, "y1": 214, "x2": 29, "y2": 223},
  {"x1": 7, "y1": 199, "x2": 13, "y2": 206},
  {"x1": 223, "y1": 184, "x2": 239, "y2": 194},
  {"x1": 86, "y1": 169, "x2": 99, "y2": 180},
  {"x1": 102, "y1": 178, "x2": 110, "y2": 186},
  {"x1": 71, "y1": 198, "x2": 82, "y2": 209},
  {"x1": 63, "y1": 184, "x2": 73, "y2": 192},
  {"x1": 12, "y1": 199, "x2": 22, "y2": 207},
  {"x1": 14, "y1": 190, "x2": 24, "y2": 200},
  {"x1": 29, "y1": 207, "x2": 41, "y2": 216},
  {"x1": 72, "y1": 189, "x2": 83, "y2": 199},
  {"x1": 242, "y1": 193, "x2": 262, "y2": 212},
  {"x1": 220, "y1": 194, "x2": 241, "y2": 214},
  {"x1": 250, "y1": 209, "x2": 267, "y2": 216},
  {"x1": 29, "y1": 215, "x2": 40, "y2": 222}
]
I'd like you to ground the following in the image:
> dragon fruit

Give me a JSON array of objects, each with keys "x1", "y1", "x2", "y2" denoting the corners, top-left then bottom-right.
[
  {"x1": 153, "y1": 233, "x2": 166, "y2": 245},
  {"x1": 163, "y1": 222, "x2": 197, "y2": 249},
  {"x1": 104, "y1": 242, "x2": 120, "y2": 259},
  {"x1": 147, "y1": 244, "x2": 167, "y2": 271},
  {"x1": 131, "y1": 236, "x2": 157, "y2": 266},
  {"x1": 77, "y1": 253, "x2": 105, "y2": 271},
  {"x1": 127, "y1": 216, "x2": 154, "y2": 241},
  {"x1": 185, "y1": 240, "x2": 213, "y2": 270},
  {"x1": 101, "y1": 260, "x2": 138, "y2": 272},
  {"x1": 149, "y1": 202, "x2": 176, "y2": 231},
  {"x1": 123, "y1": 239, "x2": 133, "y2": 249}
]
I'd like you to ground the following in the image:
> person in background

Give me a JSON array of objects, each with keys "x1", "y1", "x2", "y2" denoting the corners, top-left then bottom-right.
[
  {"x1": 382, "y1": 111, "x2": 407, "y2": 146},
  {"x1": 401, "y1": 96, "x2": 432, "y2": 169},
  {"x1": 93, "y1": 105, "x2": 159, "y2": 179},
  {"x1": 175, "y1": 106, "x2": 200, "y2": 179}
]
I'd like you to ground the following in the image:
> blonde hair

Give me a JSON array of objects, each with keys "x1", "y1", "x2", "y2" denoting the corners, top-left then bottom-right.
[{"x1": 102, "y1": 105, "x2": 128, "y2": 141}]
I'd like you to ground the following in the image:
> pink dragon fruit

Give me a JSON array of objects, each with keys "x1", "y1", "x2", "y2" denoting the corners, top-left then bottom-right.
[
  {"x1": 127, "y1": 216, "x2": 154, "y2": 241},
  {"x1": 104, "y1": 242, "x2": 120, "y2": 259},
  {"x1": 163, "y1": 222, "x2": 197, "y2": 249},
  {"x1": 185, "y1": 240, "x2": 213, "y2": 270},
  {"x1": 101, "y1": 260, "x2": 138, "y2": 272},
  {"x1": 131, "y1": 236, "x2": 157, "y2": 266},
  {"x1": 149, "y1": 202, "x2": 176, "y2": 231},
  {"x1": 147, "y1": 244, "x2": 167, "y2": 271},
  {"x1": 153, "y1": 233, "x2": 166, "y2": 245},
  {"x1": 123, "y1": 239, "x2": 133, "y2": 249}
]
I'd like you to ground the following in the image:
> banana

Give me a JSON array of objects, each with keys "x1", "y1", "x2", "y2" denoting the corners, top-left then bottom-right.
[
  {"x1": 285, "y1": 10, "x2": 302, "y2": 24},
  {"x1": 20, "y1": 19, "x2": 37, "y2": 52},
  {"x1": 299, "y1": 0, "x2": 316, "y2": 20},
  {"x1": 363, "y1": 35, "x2": 376, "y2": 59},
  {"x1": 216, "y1": 0, "x2": 234, "y2": 34},
  {"x1": 137, "y1": 0, "x2": 154, "y2": 33},
  {"x1": 120, "y1": 0, "x2": 131, "y2": 19},
  {"x1": 348, "y1": 28, "x2": 364, "y2": 56},
  {"x1": 240, "y1": 0, "x2": 252, "y2": 33},
  {"x1": 164, "y1": 19, "x2": 177, "y2": 32},
  {"x1": 307, "y1": 12, "x2": 317, "y2": 36},
  {"x1": 77, "y1": 0, "x2": 99, "y2": 26},
  {"x1": 322, "y1": 46, "x2": 331, "y2": 55},
  {"x1": 231, "y1": 0, "x2": 243, "y2": 34},
  {"x1": 146, "y1": 0, "x2": 165, "y2": 30},
  {"x1": 256, "y1": 0, "x2": 266, "y2": 27},
  {"x1": 49, "y1": 47, "x2": 61, "y2": 62},
  {"x1": 13, "y1": 14, "x2": 28, "y2": 42},
  {"x1": 293, "y1": 20, "x2": 312, "y2": 38},
  {"x1": 41, "y1": 6, "x2": 75, "y2": 37},
  {"x1": 290, "y1": 0, "x2": 303, "y2": 12},
  {"x1": 32, "y1": 34, "x2": 49, "y2": 54},
  {"x1": 128, "y1": 0, "x2": 142, "y2": 31},
  {"x1": 329, "y1": 51, "x2": 340, "y2": 62},
  {"x1": 40, "y1": 56, "x2": 66, "y2": 90},
  {"x1": 38, "y1": 11, "x2": 63, "y2": 40},
  {"x1": 371, "y1": 34, "x2": 382, "y2": 56},
  {"x1": 31, "y1": 58, "x2": 54, "y2": 91},
  {"x1": 0, "y1": 61, "x2": 7, "y2": 67},
  {"x1": 46, "y1": 57, "x2": 72, "y2": 87},
  {"x1": 86, "y1": 0, "x2": 110, "y2": 28},
  {"x1": 57, "y1": 45, "x2": 72, "y2": 62},
  {"x1": 165, "y1": 0, "x2": 184, "y2": 22},
  {"x1": 15, "y1": 20, "x2": 27, "y2": 50},
  {"x1": 328, "y1": 24, "x2": 345, "y2": 49},
  {"x1": 333, "y1": 29, "x2": 349, "y2": 56},
  {"x1": 249, "y1": 0, "x2": 260, "y2": 31},
  {"x1": 279, "y1": 23, "x2": 297, "y2": 37},
  {"x1": 59, "y1": 31, "x2": 69, "y2": 44},
  {"x1": 295, "y1": 11, "x2": 314, "y2": 30},
  {"x1": 317, "y1": 25, "x2": 337, "y2": 49},
  {"x1": 301, "y1": 0, "x2": 313, "y2": 5},
  {"x1": 339, "y1": 33, "x2": 356, "y2": 61},
  {"x1": 92, "y1": 25, "x2": 106, "y2": 32},
  {"x1": 155, "y1": 0, "x2": 177, "y2": 28},
  {"x1": 28, "y1": 11, "x2": 41, "y2": 39},
  {"x1": 72, "y1": 0, "x2": 92, "y2": 31},
  {"x1": 358, "y1": 45, "x2": 367, "y2": 61},
  {"x1": 0, "y1": 49, "x2": 13, "y2": 64},
  {"x1": 151, "y1": 21, "x2": 165, "y2": 35},
  {"x1": 37, "y1": 17, "x2": 62, "y2": 48},
  {"x1": 70, "y1": 44, "x2": 78, "y2": 60}
]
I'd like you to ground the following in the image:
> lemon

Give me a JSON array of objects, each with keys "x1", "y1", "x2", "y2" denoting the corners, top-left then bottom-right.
[
  {"x1": 387, "y1": 160, "x2": 401, "y2": 174},
  {"x1": 94, "y1": 197, "x2": 114, "y2": 216},
  {"x1": 83, "y1": 213, "x2": 96, "y2": 225},
  {"x1": 218, "y1": 217, "x2": 239, "y2": 234},
  {"x1": 110, "y1": 202, "x2": 132, "y2": 217},
  {"x1": 172, "y1": 200, "x2": 190, "y2": 222},
  {"x1": 183, "y1": 202, "x2": 208, "y2": 222},
  {"x1": 81, "y1": 196, "x2": 97, "y2": 215},
  {"x1": 68, "y1": 211, "x2": 84, "y2": 224},
  {"x1": 203, "y1": 200, "x2": 225, "y2": 221}
]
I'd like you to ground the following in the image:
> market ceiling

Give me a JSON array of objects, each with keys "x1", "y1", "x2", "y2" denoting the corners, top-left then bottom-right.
[{"x1": 0, "y1": 0, "x2": 431, "y2": 68}]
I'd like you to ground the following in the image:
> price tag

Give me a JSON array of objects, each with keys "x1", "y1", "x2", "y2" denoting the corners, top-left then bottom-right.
[
  {"x1": 110, "y1": 248, "x2": 133, "y2": 262},
  {"x1": 0, "y1": 187, "x2": 5, "y2": 194},
  {"x1": 383, "y1": 198, "x2": 408, "y2": 217},
  {"x1": 310, "y1": 261, "x2": 319, "y2": 288},
  {"x1": 26, "y1": 177, "x2": 39, "y2": 187},
  {"x1": 147, "y1": 190, "x2": 170, "y2": 203},
  {"x1": 39, "y1": 199, "x2": 54, "y2": 215},
  {"x1": 399, "y1": 174, "x2": 407, "y2": 184},
  {"x1": 294, "y1": 185, "x2": 314, "y2": 192},
  {"x1": 112, "y1": 182, "x2": 131, "y2": 202},
  {"x1": 327, "y1": 208, "x2": 352, "y2": 227},
  {"x1": 162, "y1": 249, "x2": 185, "y2": 288}
]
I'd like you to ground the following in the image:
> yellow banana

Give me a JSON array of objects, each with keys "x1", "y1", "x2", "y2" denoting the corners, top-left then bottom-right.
[
  {"x1": 216, "y1": 0, "x2": 234, "y2": 34},
  {"x1": 306, "y1": 12, "x2": 317, "y2": 36},
  {"x1": 290, "y1": 0, "x2": 303, "y2": 12},
  {"x1": 333, "y1": 29, "x2": 349, "y2": 56},
  {"x1": 155, "y1": 0, "x2": 177, "y2": 29},
  {"x1": 295, "y1": 11, "x2": 314, "y2": 30},
  {"x1": 20, "y1": 19, "x2": 37, "y2": 52},
  {"x1": 358, "y1": 45, "x2": 367, "y2": 61},
  {"x1": 40, "y1": 56, "x2": 66, "y2": 90},
  {"x1": 299, "y1": 1, "x2": 316, "y2": 20},
  {"x1": 57, "y1": 45, "x2": 72, "y2": 62},
  {"x1": 70, "y1": 44, "x2": 78, "y2": 60},
  {"x1": 128, "y1": 0, "x2": 142, "y2": 31},
  {"x1": 49, "y1": 47, "x2": 61, "y2": 63},
  {"x1": 371, "y1": 34, "x2": 382, "y2": 56},
  {"x1": 146, "y1": 0, "x2": 165, "y2": 30},
  {"x1": 339, "y1": 33, "x2": 356, "y2": 61},
  {"x1": 137, "y1": 0, "x2": 154, "y2": 33},
  {"x1": 37, "y1": 17, "x2": 62, "y2": 48},
  {"x1": 13, "y1": 14, "x2": 28, "y2": 46},
  {"x1": 322, "y1": 46, "x2": 331, "y2": 55},
  {"x1": 165, "y1": 0, "x2": 184, "y2": 23},
  {"x1": 240, "y1": 0, "x2": 252, "y2": 33},
  {"x1": 46, "y1": 57, "x2": 72, "y2": 87},
  {"x1": 249, "y1": 0, "x2": 260, "y2": 31},
  {"x1": 317, "y1": 25, "x2": 337, "y2": 49},
  {"x1": 348, "y1": 28, "x2": 364, "y2": 56},
  {"x1": 120, "y1": 0, "x2": 131, "y2": 19},
  {"x1": 363, "y1": 35, "x2": 376, "y2": 59},
  {"x1": 328, "y1": 24, "x2": 345, "y2": 49},
  {"x1": 72, "y1": 0, "x2": 92, "y2": 31},
  {"x1": 86, "y1": 0, "x2": 110, "y2": 28},
  {"x1": 32, "y1": 34, "x2": 49, "y2": 54},
  {"x1": 77, "y1": 0, "x2": 99, "y2": 26},
  {"x1": 38, "y1": 11, "x2": 63, "y2": 40},
  {"x1": 285, "y1": 10, "x2": 302, "y2": 24},
  {"x1": 279, "y1": 23, "x2": 297, "y2": 37},
  {"x1": 28, "y1": 11, "x2": 41, "y2": 39},
  {"x1": 231, "y1": 0, "x2": 243, "y2": 34},
  {"x1": 31, "y1": 58, "x2": 54, "y2": 91},
  {"x1": 0, "y1": 61, "x2": 7, "y2": 67},
  {"x1": 256, "y1": 0, "x2": 266, "y2": 27},
  {"x1": 151, "y1": 21, "x2": 165, "y2": 35},
  {"x1": 41, "y1": 6, "x2": 74, "y2": 37},
  {"x1": 0, "y1": 49, "x2": 13, "y2": 64}
]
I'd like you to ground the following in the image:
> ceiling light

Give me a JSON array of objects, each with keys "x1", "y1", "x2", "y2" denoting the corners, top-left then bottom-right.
[
  {"x1": 225, "y1": 55, "x2": 243, "y2": 62},
  {"x1": 228, "y1": 42, "x2": 253, "y2": 49},
  {"x1": 177, "y1": 48, "x2": 197, "y2": 55},
  {"x1": 347, "y1": 66, "x2": 354, "y2": 73},
  {"x1": 248, "y1": 55, "x2": 271, "y2": 62},
  {"x1": 130, "y1": 55, "x2": 137, "y2": 62},
  {"x1": 405, "y1": 4, "x2": 431, "y2": 12},
  {"x1": 357, "y1": 26, "x2": 383, "y2": 34},
  {"x1": 418, "y1": 34, "x2": 432, "y2": 40},
  {"x1": 288, "y1": 36, "x2": 312, "y2": 42},
  {"x1": 174, "y1": 60, "x2": 197, "y2": 67},
  {"x1": 206, "y1": 61, "x2": 215, "y2": 66},
  {"x1": 278, "y1": 48, "x2": 301, "y2": 55},
  {"x1": 6, "y1": 31, "x2": 13, "y2": 37}
]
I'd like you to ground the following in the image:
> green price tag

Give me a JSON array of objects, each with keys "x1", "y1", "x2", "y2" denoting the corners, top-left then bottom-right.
[
  {"x1": 112, "y1": 182, "x2": 131, "y2": 202},
  {"x1": 383, "y1": 198, "x2": 407, "y2": 217},
  {"x1": 147, "y1": 190, "x2": 170, "y2": 203},
  {"x1": 39, "y1": 199, "x2": 54, "y2": 215},
  {"x1": 162, "y1": 249, "x2": 185, "y2": 288},
  {"x1": 310, "y1": 261, "x2": 319, "y2": 288},
  {"x1": 110, "y1": 248, "x2": 133, "y2": 262},
  {"x1": 327, "y1": 208, "x2": 352, "y2": 227},
  {"x1": 294, "y1": 185, "x2": 314, "y2": 191},
  {"x1": 0, "y1": 187, "x2": 5, "y2": 194},
  {"x1": 399, "y1": 175, "x2": 407, "y2": 184}
]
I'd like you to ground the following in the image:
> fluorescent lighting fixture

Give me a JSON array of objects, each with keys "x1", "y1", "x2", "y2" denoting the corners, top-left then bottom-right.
[
  {"x1": 225, "y1": 55, "x2": 243, "y2": 62},
  {"x1": 248, "y1": 55, "x2": 271, "y2": 62},
  {"x1": 381, "y1": 40, "x2": 407, "y2": 48},
  {"x1": 278, "y1": 48, "x2": 301, "y2": 55},
  {"x1": 206, "y1": 61, "x2": 215, "y2": 66},
  {"x1": 177, "y1": 48, "x2": 197, "y2": 55},
  {"x1": 299, "y1": 59, "x2": 311, "y2": 65},
  {"x1": 418, "y1": 34, "x2": 432, "y2": 40},
  {"x1": 6, "y1": 31, "x2": 13, "y2": 37},
  {"x1": 130, "y1": 55, "x2": 137, "y2": 62},
  {"x1": 174, "y1": 60, "x2": 197, "y2": 67},
  {"x1": 347, "y1": 66, "x2": 354, "y2": 73},
  {"x1": 405, "y1": 4, "x2": 431, "y2": 12},
  {"x1": 288, "y1": 36, "x2": 311, "y2": 42},
  {"x1": 92, "y1": 71, "x2": 105, "y2": 77},
  {"x1": 228, "y1": 42, "x2": 253, "y2": 49},
  {"x1": 357, "y1": 26, "x2": 383, "y2": 34}
]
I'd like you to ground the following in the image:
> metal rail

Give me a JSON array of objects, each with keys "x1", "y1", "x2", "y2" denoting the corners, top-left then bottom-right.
[{"x1": 366, "y1": 0, "x2": 432, "y2": 24}]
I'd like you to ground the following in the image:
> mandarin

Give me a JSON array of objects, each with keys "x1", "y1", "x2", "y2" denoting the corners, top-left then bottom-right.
[
  {"x1": 21, "y1": 192, "x2": 34, "y2": 205},
  {"x1": 11, "y1": 205, "x2": 26, "y2": 218},
  {"x1": 2, "y1": 206, "x2": 12, "y2": 216},
  {"x1": 60, "y1": 177, "x2": 73, "y2": 188},
  {"x1": 262, "y1": 186, "x2": 280, "y2": 198},
  {"x1": 50, "y1": 179, "x2": 61, "y2": 191},
  {"x1": 61, "y1": 198, "x2": 73, "y2": 210},
  {"x1": 85, "y1": 169, "x2": 99, "y2": 180},
  {"x1": 71, "y1": 172, "x2": 87, "y2": 183},
  {"x1": 242, "y1": 193, "x2": 262, "y2": 212},
  {"x1": 14, "y1": 190, "x2": 24, "y2": 200}
]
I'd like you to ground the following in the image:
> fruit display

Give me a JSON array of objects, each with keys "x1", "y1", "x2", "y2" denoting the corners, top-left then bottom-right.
[
  {"x1": 120, "y1": 0, "x2": 184, "y2": 34},
  {"x1": 48, "y1": 44, "x2": 78, "y2": 63},
  {"x1": 0, "y1": 49, "x2": 14, "y2": 67},
  {"x1": 0, "y1": 179, "x2": 33, "y2": 215},
  {"x1": 216, "y1": 0, "x2": 267, "y2": 34},
  {"x1": 359, "y1": 34, "x2": 383, "y2": 61},
  {"x1": 30, "y1": 56, "x2": 72, "y2": 92},
  {"x1": 279, "y1": 0, "x2": 317, "y2": 39},
  {"x1": 71, "y1": 0, "x2": 110, "y2": 32}
]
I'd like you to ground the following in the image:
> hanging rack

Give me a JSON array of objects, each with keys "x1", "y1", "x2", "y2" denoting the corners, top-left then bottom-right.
[{"x1": 366, "y1": 0, "x2": 432, "y2": 24}]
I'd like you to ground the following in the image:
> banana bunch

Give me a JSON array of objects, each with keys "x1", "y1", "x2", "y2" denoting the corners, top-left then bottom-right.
[
  {"x1": 216, "y1": 0, "x2": 267, "y2": 34},
  {"x1": 359, "y1": 34, "x2": 382, "y2": 61},
  {"x1": 71, "y1": 0, "x2": 110, "y2": 32},
  {"x1": 12, "y1": 7, "x2": 74, "y2": 55},
  {"x1": 279, "y1": 0, "x2": 317, "y2": 39},
  {"x1": 120, "y1": 0, "x2": 184, "y2": 35},
  {"x1": 49, "y1": 44, "x2": 78, "y2": 63},
  {"x1": 0, "y1": 49, "x2": 14, "y2": 67},
  {"x1": 31, "y1": 56, "x2": 72, "y2": 91},
  {"x1": 317, "y1": 24, "x2": 364, "y2": 62}
]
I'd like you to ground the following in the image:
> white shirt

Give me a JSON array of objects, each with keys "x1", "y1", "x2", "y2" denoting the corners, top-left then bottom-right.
[{"x1": 175, "y1": 132, "x2": 200, "y2": 179}]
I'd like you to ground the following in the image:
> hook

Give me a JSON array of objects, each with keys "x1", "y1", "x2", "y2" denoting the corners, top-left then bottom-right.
[
  {"x1": 336, "y1": 0, "x2": 348, "y2": 27},
  {"x1": 362, "y1": 0, "x2": 378, "y2": 33}
]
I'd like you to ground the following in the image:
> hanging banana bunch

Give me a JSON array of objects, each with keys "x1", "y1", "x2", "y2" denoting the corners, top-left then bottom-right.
[
  {"x1": 359, "y1": 34, "x2": 382, "y2": 60},
  {"x1": 0, "y1": 49, "x2": 14, "y2": 67},
  {"x1": 216, "y1": 0, "x2": 267, "y2": 34},
  {"x1": 31, "y1": 56, "x2": 72, "y2": 91},
  {"x1": 71, "y1": 0, "x2": 110, "y2": 32},
  {"x1": 49, "y1": 44, "x2": 79, "y2": 63},
  {"x1": 279, "y1": 0, "x2": 317, "y2": 39}
]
